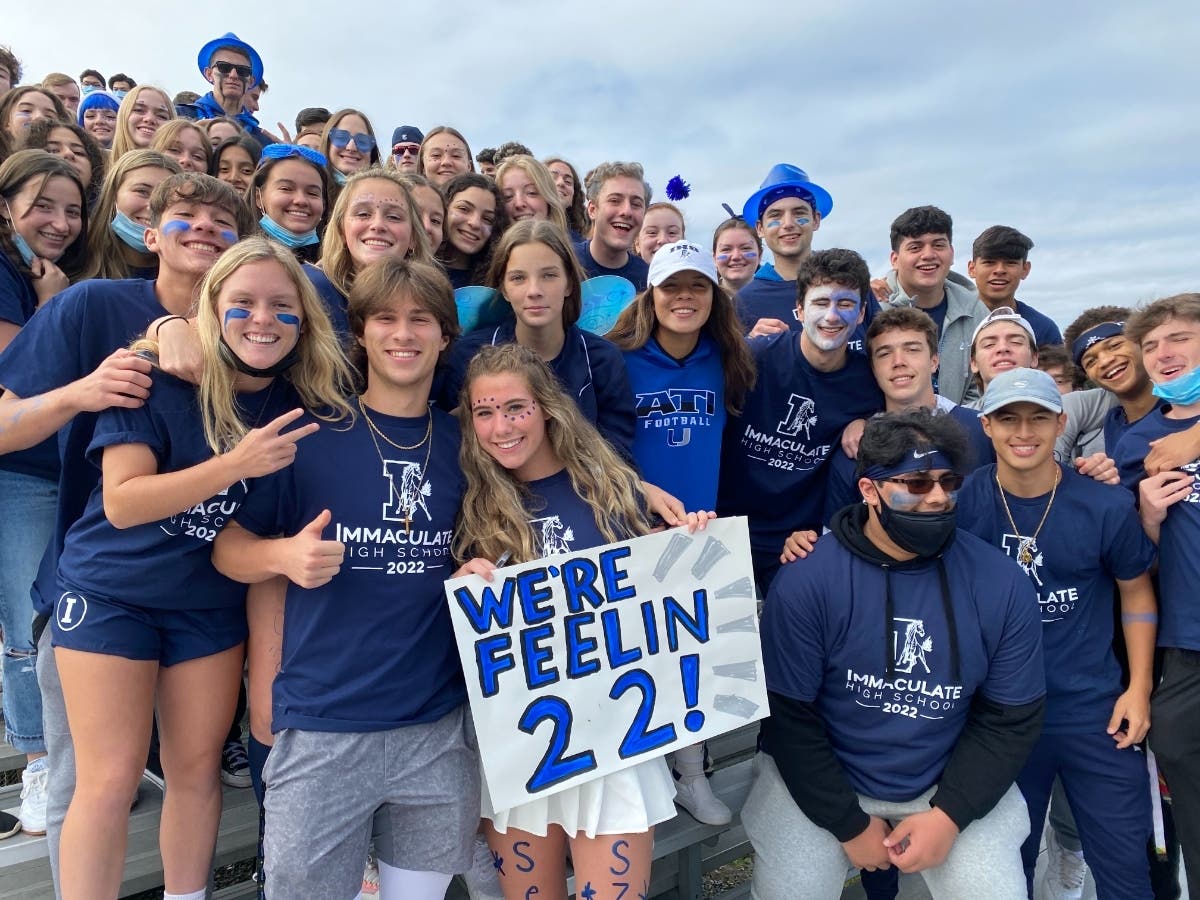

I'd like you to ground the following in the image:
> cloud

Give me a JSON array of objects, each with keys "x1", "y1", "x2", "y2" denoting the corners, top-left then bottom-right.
[{"x1": 5, "y1": 0, "x2": 1195, "y2": 326}]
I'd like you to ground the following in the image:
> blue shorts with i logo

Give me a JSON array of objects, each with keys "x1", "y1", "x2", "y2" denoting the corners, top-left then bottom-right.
[{"x1": 51, "y1": 586, "x2": 247, "y2": 666}]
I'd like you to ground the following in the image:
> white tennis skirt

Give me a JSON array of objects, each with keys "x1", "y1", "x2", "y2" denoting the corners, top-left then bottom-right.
[{"x1": 483, "y1": 756, "x2": 677, "y2": 838}]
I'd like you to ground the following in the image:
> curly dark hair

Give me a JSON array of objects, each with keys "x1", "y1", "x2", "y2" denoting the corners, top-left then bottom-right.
[
  {"x1": 796, "y1": 248, "x2": 872, "y2": 307},
  {"x1": 1063, "y1": 304, "x2": 1132, "y2": 351},
  {"x1": 890, "y1": 205, "x2": 953, "y2": 251},
  {"x1": 856, "y1": 407, "x2": 971, "y2": 477}
]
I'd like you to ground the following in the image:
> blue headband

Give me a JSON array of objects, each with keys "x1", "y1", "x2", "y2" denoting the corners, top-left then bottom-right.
[
  {"x1": 863, "y1": 447, "x2": 954, "y2": 481},
  {"x1": 757, "y1": 185, "x2": 816, "y2": 222},
  {"x1": 1071, "y1": 321, "x2": 1125, "y2": 367}
]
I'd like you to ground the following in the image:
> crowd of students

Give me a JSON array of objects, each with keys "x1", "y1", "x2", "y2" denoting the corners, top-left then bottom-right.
[{"x1": 0, "y1": 30, "x2": 1198, "y2": 900}]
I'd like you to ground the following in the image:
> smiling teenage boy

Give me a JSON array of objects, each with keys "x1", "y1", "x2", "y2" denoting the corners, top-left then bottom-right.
[
  {"x1": 957, "y1": 367, "x2": 1157, "y2": 899},
  {"x1": 213, "y1": 258, "x2": 480, "y2": 900},
  {"x1": 717, "y1": 248, "x2": 881, "y2": 596},
  {"x1": 966, "y1": 226, "x2": 1061, "y2": 346},
  {"x1": 191, "y1": 32, "x2": 271, "y2": 147},
  {"x1": 733, "y1": 164, "x2": 832, "y2": 337},
  {"x1": 574, "y1": 161, "x2": 650, "y2": 290},
  {"x1": 1112, "y1": 293, "x2": 1200, "y2": 892},
  {"x1": 882, "y1": 207, "x2": 990, "y2": 406}
]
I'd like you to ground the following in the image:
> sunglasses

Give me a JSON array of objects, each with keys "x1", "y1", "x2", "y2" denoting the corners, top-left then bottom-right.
[
  {"x1": 392, "y1": 145, "x2": 420, "y2": 157},
  {"x1": 212, "y1": 61, "x2": 254, "y2": 80},
  {"x1": 259, "y1": 143, "x2": 328, "y2": 168},
  {"x1": 328, "y1": 129, "x2": 376, "y2": 153},
  {"x1": 876, "y1": 473, "x2": 964, "y2": 494}
]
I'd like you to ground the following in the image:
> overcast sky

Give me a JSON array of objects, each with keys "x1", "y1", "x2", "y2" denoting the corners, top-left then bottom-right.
[{"x1": 7, "y1": 1, "x2": 1198, "y2": 327}]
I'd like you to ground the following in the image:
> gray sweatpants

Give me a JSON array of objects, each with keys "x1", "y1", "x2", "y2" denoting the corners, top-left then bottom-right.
[
  {"x1": 263, "y1": 707, "x2": 480, "y2": 900},
  {"x1": 742, "y1": 753, "x2": 1030, "y2": 899}
]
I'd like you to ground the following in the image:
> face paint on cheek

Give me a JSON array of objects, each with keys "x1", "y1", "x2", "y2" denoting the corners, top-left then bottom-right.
[
  {"x1": 765, "y1": 221, "x2": 781, "y2": 229},
  {"x1": 160, "y1": 220, "x2": 190, "y2": 236},
  {"x1": 715, "y1": 254, "x2": 730, "y2": 262},
  {"x1": 224, "y1": 308, "x2": 250, "y2": 327},
  {"x1": 220, "y1": 230, "x2": 237, "y2": 244},
  {"x1": 276, "y1": 313, "x2": 300, "y2": 327},
  {"x1": 743, "y1": 250, "x2": 759, "y2": 259}
]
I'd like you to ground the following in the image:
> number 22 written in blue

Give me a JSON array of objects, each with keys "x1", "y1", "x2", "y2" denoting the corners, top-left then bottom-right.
[{"x1": 518, "y1": 668, "x2": 677, "y2": 793}]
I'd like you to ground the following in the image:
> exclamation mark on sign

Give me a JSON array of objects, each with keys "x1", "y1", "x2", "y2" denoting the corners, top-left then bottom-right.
[{"x1": 681, "y1": 654, "x2": 705, "y2": 732}]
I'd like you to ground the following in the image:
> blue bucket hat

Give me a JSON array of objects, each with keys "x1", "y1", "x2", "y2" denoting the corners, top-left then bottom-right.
[
  {"x1": 197, "y1": 33, "x2": 264, "y2": 84},
  {"x1": 77, "y1": 90, "x2": 120, "y2": 126},
  {"x1": 741, "y1": 163, "x2": 833, "y2": 224}
]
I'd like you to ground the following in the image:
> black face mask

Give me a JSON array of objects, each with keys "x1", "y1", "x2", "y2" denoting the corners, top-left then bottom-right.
[
  {"x1": 217, "y1": 334, "x2": 301, "y2": 378},
  {"x1": 877, "y1": 500, "x2": 957, "y2": 558}
]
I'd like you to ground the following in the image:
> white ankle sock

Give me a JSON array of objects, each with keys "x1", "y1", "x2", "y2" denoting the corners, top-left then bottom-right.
[{"x1": 163, "y1": 890, "x2": 206, "y2": 900}]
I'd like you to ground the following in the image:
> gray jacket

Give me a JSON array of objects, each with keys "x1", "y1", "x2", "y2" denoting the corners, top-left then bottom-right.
[{"x1": 883, "y1": 270, "x2": 991, "y2": 406}]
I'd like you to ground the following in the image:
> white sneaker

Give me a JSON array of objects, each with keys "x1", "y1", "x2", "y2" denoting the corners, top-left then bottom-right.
[
  {"x1": 1037, "y1": 827, "x2": 1086, "y2": 900},
  {"x1": 673, "y1": 770, "x2": 732, "y2": 826},
  {"x1": 461, "y1": 833, "x2": 503, "y2": 900},
  {"x1": 360, "y1": 850, "x2": 379, "y2": 897},
  {"x1": 19, "y1": 762, "x2": 48, "y2": 835}
]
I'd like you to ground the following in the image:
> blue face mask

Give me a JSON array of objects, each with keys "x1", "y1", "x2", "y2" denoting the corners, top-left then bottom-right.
[
  {"x1": 111, "y1": 211, "x2": 149, "y2": 253},
  {"x1": 258, "y1": 214, "x2": 319, "y2": 249},
  {"x1": 112, "y1": 90, "x2": 128, "y2": 101},
  {"x1": 82, "y1": 84, "x2": 100, "y2": 96},
  {"x1": 1153, "y1": 365, "x2": 1200, "y2": 408},
  {"x1": 4, "y1": 200, "x2": 36, "y2": 265},
  {"x1": 332, "y1": 170, "x2": 348, "y2": 186}
]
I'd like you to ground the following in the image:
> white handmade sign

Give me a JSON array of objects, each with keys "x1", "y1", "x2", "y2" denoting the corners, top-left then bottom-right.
[{"x1": 445, "y1": 516, "x2": 766, "y2": 812}]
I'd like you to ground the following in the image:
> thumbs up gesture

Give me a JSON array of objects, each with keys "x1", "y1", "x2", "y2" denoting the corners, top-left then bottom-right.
[{"x1": 284, "y1": 509, "x2": 344, "y2": 588}]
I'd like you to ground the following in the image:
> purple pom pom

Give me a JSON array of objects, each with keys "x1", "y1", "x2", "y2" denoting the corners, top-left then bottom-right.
[{"x1": 666, "y1": 175, "x2": 691, "y2": 201}]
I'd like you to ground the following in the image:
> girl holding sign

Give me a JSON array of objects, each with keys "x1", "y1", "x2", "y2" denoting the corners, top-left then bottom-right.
[
  {"x1": 454, "y1": 342, "x2": 678, "y2": 900},
  {"x1": 607, "y1": 239, "x2": 756, "y2": 827},
  {"x1": 52, "y1": 237, "x2": 353, "y2": 899}
]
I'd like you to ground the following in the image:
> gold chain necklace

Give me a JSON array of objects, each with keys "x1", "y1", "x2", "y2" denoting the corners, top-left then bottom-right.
[
  {"x1": 357, "y1": 395, "x2": 431, "y2": 451},
  {"x1": 358, "y1": 397, "x2": 434, "y2": 535},
  {"x1": 996, "y1": 467, "x2": 1060, "y2": 566}
]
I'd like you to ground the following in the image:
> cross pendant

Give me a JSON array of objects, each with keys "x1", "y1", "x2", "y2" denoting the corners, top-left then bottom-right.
[{"x1": 404, "y1": 515, "x2": 411, "y2": 536}]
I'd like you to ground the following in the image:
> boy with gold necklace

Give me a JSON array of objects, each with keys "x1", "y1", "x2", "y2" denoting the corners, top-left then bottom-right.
[{"x1": 956, "y1": 366, "x2": 1158, "y2": 899}]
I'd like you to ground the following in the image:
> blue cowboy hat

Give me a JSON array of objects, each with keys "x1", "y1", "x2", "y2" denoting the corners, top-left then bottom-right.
[
  {"x1": 741, "y1": 163, "x2": 833, "y2": 224},
  {"x1": 197, "y1": 33, "x2": 264, "y2": 84}
]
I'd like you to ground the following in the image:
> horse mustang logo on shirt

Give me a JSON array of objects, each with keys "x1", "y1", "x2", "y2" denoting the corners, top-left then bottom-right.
[
  {"x1": 1001, "y1": 533, "x2": 1045, "y2": 587},
  {"x1": 382, "y1": 460, "x2": 433, "y2": 525},
  {"x1": 530, "y1": 515, "x2": 574, "y2": 556},
  {"x1": 777, "y1": 393, "x2": 818, "y2": 440},
  {"x1": 893, "y1": 617, "x2": 933, "y2": 674}
]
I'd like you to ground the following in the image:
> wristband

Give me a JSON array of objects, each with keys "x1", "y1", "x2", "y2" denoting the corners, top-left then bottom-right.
[{"x1": 153, "y1": 315, "x2": 189, "y2": 339}]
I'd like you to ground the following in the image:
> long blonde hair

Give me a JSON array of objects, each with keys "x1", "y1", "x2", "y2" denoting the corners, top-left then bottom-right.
[
  {"x1": 318, "y1": 167, "x2": 433, "y2": 297},
  {"x1": 135, "y1": 237, "x2": 355, "y2": 452},
  {"x1": 83, "y1": 150, "x2": 181, "y2": 280},
  {"x1": 493, "y1": 155, "x2": 570, "y2": 237},
  {"x1": 454, "y1": 343, "x2": 650, "y2": 564},
  {"x1": 111, "y1": 86, "x2": 175, "y2": 161}
]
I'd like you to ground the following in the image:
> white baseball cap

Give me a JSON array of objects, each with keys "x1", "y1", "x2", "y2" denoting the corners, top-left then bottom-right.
[{"x1": 648, "y1": 240, "x2": 719, "y2": 288}]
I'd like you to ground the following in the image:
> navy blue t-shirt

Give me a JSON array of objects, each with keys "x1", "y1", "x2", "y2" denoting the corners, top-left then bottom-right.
[
  {"x1": 718, "y1": 333, "x2": 882, "y2": 554},
  {"x1": 762, "y1": 528, "x2": 1045, "y2": 801},
  {"x1": 573, "y1": 240, "x2": 649, "y2": 291},
  {"x1": 623, "y1": 334, "x2": 725, "y2": 512},
  {"x1": 1015, "y1": 300, "x2": 1062, "y2": 347},
  {"x1": 302, "y1": 263, "x2": 350, "y2": 340},
  {"x1": 734, "y1": 266, "x2": 797, "y2": 334},
  {"x1": 1114, "y1": 407, "x2": 1200, "y2": 651},
  {"x1": 0, "y1": 278, "x2": 168, "y2": 615},
  {"x1": 0, "y1": 252, "x2": 61, "y2": 481},
  {"x1": 957, "y1": 464, "x2": 1155, "y2": 731},
  {"x1": 1103, "y1": 400, "x2": 1165, "y2": 456},
  {"x1": 237, "y1": 406, "x2": 466, "y2": 732},
  {"x1": 57, "y1": 375, "x2": 297, "y2": 609},
  {"x1": 523, "y1": 468, "x2": 613, "y2": 557},
  {"x1": 439, "y1": 321, "x2": 635, "y2": 461}
]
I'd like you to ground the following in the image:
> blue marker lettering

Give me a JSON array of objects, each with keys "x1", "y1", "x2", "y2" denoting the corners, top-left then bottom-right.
[
  {"x1": 564, "y1": 612, "x2": 600, "y2": 679},
  {"x1": 609, "y1": 839, "x2": 631, "y2": 875},
  {"x1": 475, "y1": 633, "x2": 514, "y2": 698},
  {"x1": 514, "y1": 841, "x2": 535, "y2": 873},
  {"x1": 599, "y1": 547, "x2": 636, "y2": 602},
  {"x1": 520, "y1": 623, "x2": 559, "y2": 689},
  {"x1": 601, "y1": 609, "x2": 641, "y2": 668}
]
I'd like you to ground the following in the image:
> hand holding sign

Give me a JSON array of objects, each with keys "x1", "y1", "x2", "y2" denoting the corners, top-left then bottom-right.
[{"x1": 445, "y1": 516, "x2": 764, "y2": 811}]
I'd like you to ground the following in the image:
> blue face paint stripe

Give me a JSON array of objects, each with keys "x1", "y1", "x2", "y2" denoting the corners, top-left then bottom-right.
[
  {"x1": 160, "y1": 220, "x2": 190, "y2": 235},
  {"x1": 224, "y1": 308, "x2": 301, "y2": 327},
  {"x1": 220, "y1": 229, "x2": 238, "y2": 244},
  {"x1": 276, "y1": 313, "x2": 300, "y2": 326},
  {"x1": 224, "y1": 308, "x2": 250, "y2": 324}
]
